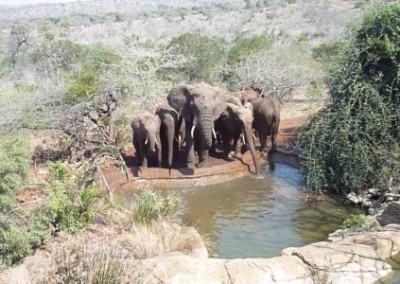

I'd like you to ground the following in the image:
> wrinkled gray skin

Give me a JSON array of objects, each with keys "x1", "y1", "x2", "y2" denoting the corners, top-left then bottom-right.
[
  {"x1": 248, "y1": 97, "x2": 280, "y2": 151},
  {"x1": 131, "y1": 112, "x2": 162, "y2": 167},
  {"x1": 167, "y1": 83, "x2": 226, "y2": 169},
  {"x1": 214, "y1": 98, "x2": 259, "y2": 174},
  {"x1": 232, "y1": 88, "x2": 261, "y2": 104},
  {"x1": 155, "y1": 103, "x2": 180, "y2": 169}
]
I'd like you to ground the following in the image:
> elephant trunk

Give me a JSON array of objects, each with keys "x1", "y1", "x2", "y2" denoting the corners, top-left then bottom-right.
[
  {"x1": 146, "y1": 131, "x2": 157, "y2": 153},
  {"x1": 197, "y1": 111, "x2": 213, "y2": 149},
  {"x1": 245, "y1": 124, "x2": 259, "y2": 175},
  {"x1": 166, "y1": 121, "x2": 175, "y2": 168}
]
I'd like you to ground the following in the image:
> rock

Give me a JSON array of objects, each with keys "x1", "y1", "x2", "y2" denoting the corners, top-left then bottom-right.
[
  {"x1": 346, "y1": 192, "x2": 361, "y2": 205},
  {"x1": 3, "y1": 224, "x2": 400, "y2": 284},
  {"x1": 137, "y1": 253, "x2": 314, "y2": 284},
  {"x1": 378, "y1": 201, "x2": 400, "y2": 226},
  {"x1": 283, "y1": 240, "x2": 392, "y2": 284},
  {"x1": 362, "y1": 197, "x2": 372, "y2": 207},
  {"x1": 385, "y1": 196, "x2": 394, "y2": 202},
  {"x1": 368, "y1": 188, "x2": 381, "y2": 196}
]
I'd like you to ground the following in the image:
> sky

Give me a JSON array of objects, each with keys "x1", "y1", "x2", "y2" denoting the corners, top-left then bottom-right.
[{"x1": 0, "y1": 0, "x2": 88, "y2": 5}]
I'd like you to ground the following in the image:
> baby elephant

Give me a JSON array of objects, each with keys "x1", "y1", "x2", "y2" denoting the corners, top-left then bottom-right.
[{"x1": 131, "y1": 112, "x2": 162, "y2": 167}]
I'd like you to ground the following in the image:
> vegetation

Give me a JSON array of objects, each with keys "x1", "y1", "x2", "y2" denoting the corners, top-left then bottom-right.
[
  {"x1": 0, "y1": 136, "x2": 48, "y2": 268},
  {"x1": 167, "y1": 32, "x2": 225, "y2": 82},
  {"x1": 44, "y1": 162, "x2": 103, "y2": 233},
  {"x1": 299, "y1": 3, "x2": 400, "y2": 194},
  {"x1": 132, "y1": 190, "x2": 181, "y2": 225},
  {"x1": 0, "y1": 0, "x2": 389, "y2": 274}
]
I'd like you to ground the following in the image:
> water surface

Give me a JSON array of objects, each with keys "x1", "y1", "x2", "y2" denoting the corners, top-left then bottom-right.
[{"x1": 176, "y1": 163, "x2": 362, "y2": 258}]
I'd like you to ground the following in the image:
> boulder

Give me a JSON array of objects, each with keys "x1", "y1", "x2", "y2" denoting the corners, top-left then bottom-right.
[
  {"x1": 378, "y1": 201, "x2": 400, "y2": 226},
  {"x1": 282, "y1": 240, "x2": 392, "y2": 284},
  {"x1": 136, "y1": 253, "x2": 314, "y2": 284}
]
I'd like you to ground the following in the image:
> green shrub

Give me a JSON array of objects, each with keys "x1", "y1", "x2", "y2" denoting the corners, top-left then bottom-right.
[
  {"x1": 341, "y1": 214, "x2": 366, "y2": 230},
  {"x1": 63, "y1": 68, "x2": 100, "y2": 105},
  {"x1": 0, "y1": 135, "x2": 30, "y2": 196},
  {"x1": 227, "y1": 35, "x2": 272, "y2": 65},
  {"x1": 311, "y1": 41, "x2": 345, "y2": 61},
  {"x1": 167, "y1": 32, "x2": 226, "y2": 82},
  {"x1": 0, "y1": 218, "x2": 48, "y2": 268},
  {"x1": 132, "y1": 190, "x2": 181, "y2": 225},
  {"x1": 0, "y1": 135, "x2": 49, "y2": 268},
  {"x1": 298, "y1": 4, "x2": 400, "y2": 194},
  {"x1": 45, "y1": 163, "x2": 102, "y2": 233},
  {"x1": 30, "y1": 39, "x2": 84, "y2": 71}
]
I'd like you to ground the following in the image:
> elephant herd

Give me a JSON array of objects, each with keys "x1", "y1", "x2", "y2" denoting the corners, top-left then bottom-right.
[{"x1": 130, "y1": 82, "x2": 280, "y2": 175}]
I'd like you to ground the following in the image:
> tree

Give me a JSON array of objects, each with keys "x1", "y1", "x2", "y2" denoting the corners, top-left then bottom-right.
[
  {"x1": 9, "y1": 23, "x2": 30, "y2": 67},
  {"x1": 299, "y1": 4, "x2": 400, "y2": 194}
]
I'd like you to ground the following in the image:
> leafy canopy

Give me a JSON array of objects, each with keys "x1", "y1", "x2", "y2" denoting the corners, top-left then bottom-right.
[{"x1": 299, "y1": 4, "x2": 400, "y2": 194}]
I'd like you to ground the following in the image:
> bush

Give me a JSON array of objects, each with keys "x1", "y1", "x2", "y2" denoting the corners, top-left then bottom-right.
[
  {"x1": 30, "y1": 39, "x2": 84, "y2": 71},
  {"x1": 63, "y1": 68, "x2": 100, "y2": 105},
  {"x1": 0, "y1": 135, "x2": 30, "y2": 196},
  {"x1": 45, "y1": 162, "x2": 102, "y2": 233},
  {"x1": 0, "y1": 135, "x2": 49, "y2": 268},
  {"x1": 167, "y1": 32, "x2": 226, "y2": 82},
  {"x1": 0, "y1": 219, "x2": 48, "y2": 268},
  {"x1": 298, "y1": 4, "x2": 400, "y2": 194},
  {"x1": 132, "y1": 190, "x2": 181, "y2": 225},
  {"x1": 311, "y1": 41, "x2": 345, "y2": 62},
  {"x1": 227, "y1": 35, "x2": 272, "y2": 65},
  {"x1": 341, "y1": 214, "x2": 365, "y2": 230}
]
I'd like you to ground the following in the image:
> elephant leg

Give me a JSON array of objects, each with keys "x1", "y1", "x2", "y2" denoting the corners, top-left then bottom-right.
[
  {"x1": 222, "y1": 135, "x2": 232, "y2": 160},
  {"x1": 259, "y1": 130, "x2": 267, "y2": 152},
  {"x1": 133, "y1": 139, "x2": 141, "y2": 166},
  {"x1": 271, "y1": 132, "x2": 277, "y2": 151},
  {"x1": 233, "y1": 133, "x2": 242, "y2": 159},
  {"x1": 197, "y1": 148, "x2": 209, "y2": 168},
  {"x1": 141, "y1": 143, "x2": 148, "y2": 167}
]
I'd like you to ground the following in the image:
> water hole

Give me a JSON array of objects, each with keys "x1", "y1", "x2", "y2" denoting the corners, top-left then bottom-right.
[{"x1": 175, "y1": 162, "x2": 362, "y2": 259}]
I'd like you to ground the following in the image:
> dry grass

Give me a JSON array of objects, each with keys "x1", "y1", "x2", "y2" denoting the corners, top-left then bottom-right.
[
  {"x1": 1, "y1": 218, "x2": 207, "y2": 284},
  {"x1": 123, "y1": 219, "x2": 208, "y2": 259}
]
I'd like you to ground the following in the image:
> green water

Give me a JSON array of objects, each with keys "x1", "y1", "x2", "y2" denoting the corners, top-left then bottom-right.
[{"x1": 176, "y1": 162, "x2": 362, "y2": 259}]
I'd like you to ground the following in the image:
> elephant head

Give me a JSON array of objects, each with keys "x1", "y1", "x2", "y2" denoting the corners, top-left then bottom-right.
[
  {"x1": 226, "y1": 102, "x2": 259, "y2": 175},
  {"x1": 167, "y1": 82, "x2": 226, "y2": 168}
]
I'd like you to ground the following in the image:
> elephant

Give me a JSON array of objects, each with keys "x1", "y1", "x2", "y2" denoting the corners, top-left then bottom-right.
[
  {"x1": 155, "y1": 103, "x2": 180, "y2": 169},
  {"x1": 248, "y1": 97, "x2": 280, "y2": 151},
  {"x1": 130, "y1": 112, "x2": 162, "y2": 167},
  {"x1": 167, "y1": 82, "x2": 226, "y2": 169},
  {"x1": 214, "y1": 100, "x2": 259, "y2": 174},
  {"x1": 231, "y1": 87, "x2": 261, "y2": 104}
]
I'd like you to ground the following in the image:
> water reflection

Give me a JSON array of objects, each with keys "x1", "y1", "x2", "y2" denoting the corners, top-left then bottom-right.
[{"x1": 177, "y1": 163, "x2": 361, "y2": 259}]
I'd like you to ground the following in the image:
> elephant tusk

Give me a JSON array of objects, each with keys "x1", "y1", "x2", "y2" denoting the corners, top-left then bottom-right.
[
  {"x1": 155, "y1": 139, "x2": 159, "y2": 146},
  {"x1": 242, "y1": 135, "x2": 246, "y2": 145},
  {"x1": 212, "y1": 128, "x2": 217, "y2": 140},
  {"x1": 144, "y1": 136, "x2": 149, "y2": 145},
  {"x1": 252, "y1": 134, "x2": 257, "y2": 141},
  {"x1": 191, "y1": 125, "x2": 196, "y2": 138}
]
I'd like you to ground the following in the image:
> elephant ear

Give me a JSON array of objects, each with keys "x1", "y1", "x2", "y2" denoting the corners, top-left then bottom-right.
[
  {"x1": 167, "y1": 84, "x2": 191, "y2": 122},
  {"x1": 227, "y1": 102, "x2": 253, "y2": 124},
  {"x1": 211, "y1": 86, "x2": 227, "y2": 121}
]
